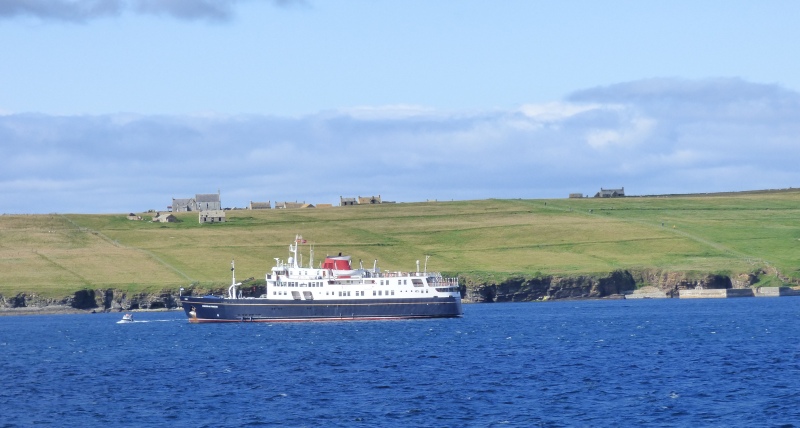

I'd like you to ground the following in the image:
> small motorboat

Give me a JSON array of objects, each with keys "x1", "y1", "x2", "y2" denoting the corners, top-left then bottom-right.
[{"x1": 118, "y1": 313, "x2": 134, "y2": 323}]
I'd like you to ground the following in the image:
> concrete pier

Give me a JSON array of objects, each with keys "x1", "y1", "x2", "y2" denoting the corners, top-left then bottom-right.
[
  {"x1": 754, "y1": 286, "x2": 800, "y2": 297},
  {"x1": 624, "y1": 286, "x2": 671, "y2": 299},
  {"x1": 678, "y1": 287, "x2": 799, "y2": 299},
  {"x1": 679, "y1": 289, "x2": 753, "y2": 298}
]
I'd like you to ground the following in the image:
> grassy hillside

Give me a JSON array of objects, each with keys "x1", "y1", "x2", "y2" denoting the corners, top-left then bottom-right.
[{"x1": 1, "y1": 191, "x2": 798, "y2": 297}]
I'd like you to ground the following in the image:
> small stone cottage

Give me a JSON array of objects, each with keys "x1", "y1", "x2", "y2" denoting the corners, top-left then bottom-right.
[{"x1": 199, "y1": 210, "x2": 226, "y2": 224}]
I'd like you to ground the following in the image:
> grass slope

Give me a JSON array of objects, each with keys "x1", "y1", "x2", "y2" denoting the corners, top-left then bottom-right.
[{"x1": 1, "y1": 191, "x2": 798, "y2": 297}]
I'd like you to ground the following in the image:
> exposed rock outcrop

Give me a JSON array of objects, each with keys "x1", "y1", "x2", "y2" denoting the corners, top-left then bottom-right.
[
  {"x1": 459, "y1": 269, "x2": 773, "y2": 303},
  {"x1": 461, "y1": 270, "x2": 636, "y2": 303},
  {"x1": 0, "y1": 289, "x2": 188, "y2": 312},
  {"x1": 628, "y1": 269, "x2": 761, "y2": 297},
  {"x1": 94, "y1": 289, "x2": 181, "y2": 311}
]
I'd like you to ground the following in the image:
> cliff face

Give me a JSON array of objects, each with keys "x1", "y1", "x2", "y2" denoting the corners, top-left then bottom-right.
[
  {"x1": 629, "y1": 269, "x2": 759, "y2": 296},
  {"x1": 462, "y1": 270, "x2": 636, "y2": 303},
  {"x1": 0, "y1": 289, "x2": 185, "y2": 311},
  {"x1": 459, "y1": 269, "x2": 763, "y2": 303}
]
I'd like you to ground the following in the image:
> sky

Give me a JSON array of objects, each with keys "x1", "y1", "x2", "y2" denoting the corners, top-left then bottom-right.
[{"x1": 2, "y1": 0, "x2": 800, "y2": 213}]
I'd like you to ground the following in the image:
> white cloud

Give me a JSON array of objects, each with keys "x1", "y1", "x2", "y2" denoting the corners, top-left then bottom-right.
[
  {"x1": 1, "y1": 78, "x2": 799, "y2": 213},
  {"x1": 585, "y1": 116, "x2": 656, "y2": 149},
  {"x1": 336, "y1": 105, "x2": 438, "y2": 120},
  {"x1": 519, "y1": 102, "x2": 606, "y2": 122}
]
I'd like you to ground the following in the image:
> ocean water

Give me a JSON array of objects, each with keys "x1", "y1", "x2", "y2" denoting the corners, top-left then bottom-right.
[{"x1": 1, "y1": 298, "x2": 799, "y2": 427}]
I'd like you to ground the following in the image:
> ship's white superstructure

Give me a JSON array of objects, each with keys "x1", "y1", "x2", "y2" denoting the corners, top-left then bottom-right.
[
  {"x1": 235, "y1": 236, "x2": 460, "y2": 301},
  {"x1": 182, "y1": 235, "x2": 462, "y2": 322}
]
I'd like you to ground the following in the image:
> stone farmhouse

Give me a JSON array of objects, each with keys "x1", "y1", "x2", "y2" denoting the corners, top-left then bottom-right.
[
  {"x1": 358, "y1": 195, "x2": 382, "y2": 204},
  {"x1": 171, "y1": 192, "x2": 222, "y2": 212},
  {"x1": 594, "y1": 187, "x2": 625, "y2": 198},
  {"x1": 249, "y1": 201, "x2": 271, "y2": 210},
  {"x1": 196, "y1": 193, "x2": 221, "y2": 211},
  {"x1": 171, "y1": 198, "x2": 194, "y2": 212},
  {"x1": 199, "y1": 210, "x2": 225, "y2": 224},
  {"x1": 275, "y1": 201, "x2": 313, "y2": 209},
  {"x1": 340, "y1": 195, "x2": 382, "y2": 206},
  {"x1": 340, "y1": 197, "x2": 357, "y2": 206},
  {"x1": 152, "y1": 212, "x2": 178, "y2": 223}
]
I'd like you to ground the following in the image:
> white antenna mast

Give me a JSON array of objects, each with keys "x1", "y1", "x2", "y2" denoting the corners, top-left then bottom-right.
[{"x1": 227, "y1": 259, "x2": 242, "y2": 299}]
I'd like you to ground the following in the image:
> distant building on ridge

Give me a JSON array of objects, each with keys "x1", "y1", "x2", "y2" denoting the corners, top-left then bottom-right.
[
  {"x1": 340, "y1": 195, "x2": 382, "y2": 206},
  {"x1": 249, "y1": 201, "x2": 272, "y2": 210},
  {"x1": 275, "y1": 201, "x2": 308, "y2": 209},
  {"x1": 358, "y1": 195, "x2": 382, "y2": 204},
  {"x1": 199, "y1": 210, "x2": 226, "y2": 224},
  {"x1": 171, "y1": 191, "x2": 222, "y2": 212},
  {"x1": 153, "y1": 212, "x2": 178, "y2": 223},
  {"x1": 594, "y1": 187, "x2": 625, "y2": 198},
  {"x1": 171, "y1": 198, "x2": 195, "y2": 212},
  {"x1": 195, "y1": 193, "x2": 221, "y2": 211}
]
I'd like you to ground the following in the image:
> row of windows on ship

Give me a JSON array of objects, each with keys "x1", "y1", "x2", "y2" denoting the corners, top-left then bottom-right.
[
  {"x1": 272, "y1": 279, "x2": 419, "y2": 287},
  {"x1": 271, "y1": 289, "x2": 433, "y2": 296}
]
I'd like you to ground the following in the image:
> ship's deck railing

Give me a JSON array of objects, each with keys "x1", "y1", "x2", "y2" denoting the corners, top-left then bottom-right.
[
  {"x1": 367, "y1": 271, "x2": 454, "y2": 279},
  {"x1": 267, "y1": 268, "x2": 459, "y2": 287},
  {"x1": 271, "y1": 269, "x2": 455, "y2": 278},
  {"x1": 369, "y1": 272, "x2": 459, "y2": 286},
  {"x1": 268, "y1": 277, "x2": 460, "y2": 287}
]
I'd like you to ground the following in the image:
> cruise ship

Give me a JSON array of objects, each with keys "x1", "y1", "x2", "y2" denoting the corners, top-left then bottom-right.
[{"x1": 179, "y1": 236, "x2": 463, "y2": 322}]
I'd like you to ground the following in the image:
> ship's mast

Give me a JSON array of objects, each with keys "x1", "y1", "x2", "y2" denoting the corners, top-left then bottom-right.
[
  {"x1": 289, "y1": 242, "x2": 298, "y2": 268},
  {"x1": 227, "y1": 259, "x2": 242, "y2": 299}
]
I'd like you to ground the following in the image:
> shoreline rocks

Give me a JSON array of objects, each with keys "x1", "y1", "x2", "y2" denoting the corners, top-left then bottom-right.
[
  {"x1": 459, "y1": 269, "x2": 796, "y2": 303},
  {"x1": 2, "y1": 269, "x2": 797, "y2": 314}
]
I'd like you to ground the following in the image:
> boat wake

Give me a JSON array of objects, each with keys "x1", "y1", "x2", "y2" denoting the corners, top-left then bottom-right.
[{"x1": 116, "y1": 319, "x2": 181, "y2": 324}]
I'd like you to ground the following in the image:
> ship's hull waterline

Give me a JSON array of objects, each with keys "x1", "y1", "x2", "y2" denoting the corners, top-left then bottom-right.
[{"x1": 181, "y1": 296, "x2": 463, "y2": 322}]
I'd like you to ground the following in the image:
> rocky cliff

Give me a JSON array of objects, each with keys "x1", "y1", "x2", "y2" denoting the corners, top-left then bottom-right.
[
  {"x1": 461, "y1": 270, "x2": 637, "y2": 303},
  {"x1": 459, "y1": 269, "x2": 764, "y2": 303},
  {"x1": 0, "y1": 288, "x2": 188, "y2": 312}
]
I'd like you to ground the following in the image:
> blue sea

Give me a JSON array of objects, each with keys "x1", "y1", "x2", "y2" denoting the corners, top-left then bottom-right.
[{"x1": 2, "y1": 299, "x2": 799, "y2": 427}]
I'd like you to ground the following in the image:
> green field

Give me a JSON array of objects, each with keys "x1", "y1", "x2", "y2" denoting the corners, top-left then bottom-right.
[{"x1": 1, "y1": 191, "x2": 798, "y2": 298}]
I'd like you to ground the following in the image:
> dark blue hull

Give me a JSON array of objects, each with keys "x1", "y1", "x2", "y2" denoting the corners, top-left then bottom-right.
[{"x1": 180, "y1": 296, "x2": 463, "y2": 322}]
